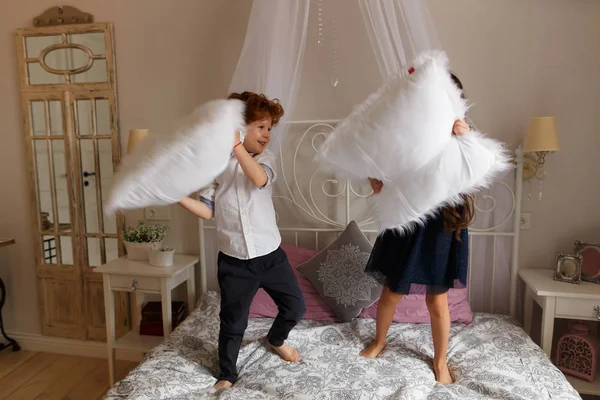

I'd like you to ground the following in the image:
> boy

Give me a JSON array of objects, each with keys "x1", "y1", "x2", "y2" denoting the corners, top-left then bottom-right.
[{"x1": 179, "y1": 92, "x2": 305, "y2": 390}]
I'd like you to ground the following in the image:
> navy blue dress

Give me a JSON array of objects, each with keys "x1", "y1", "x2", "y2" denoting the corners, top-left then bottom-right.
[{"x1": 365, "y1": 211, "x2": 468, "y2": 295}]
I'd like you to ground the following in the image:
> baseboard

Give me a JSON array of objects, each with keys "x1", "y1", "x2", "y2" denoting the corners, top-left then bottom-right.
[{"x1": 5, "y1": 332, "x2": 144, "y2": 362}]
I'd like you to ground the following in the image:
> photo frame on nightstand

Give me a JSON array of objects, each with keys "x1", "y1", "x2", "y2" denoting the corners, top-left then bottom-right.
[
  {"x1": 574, "y1": 241, "x2": 600, "y2": 284},
  {"x1": 554, "y1": 253, "x2": 582, "y2": 284}
]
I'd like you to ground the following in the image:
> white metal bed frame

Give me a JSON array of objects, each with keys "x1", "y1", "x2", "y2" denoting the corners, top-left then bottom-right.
[{"x1": 199, "y1": 120, "x2": 525, "y2": 318}]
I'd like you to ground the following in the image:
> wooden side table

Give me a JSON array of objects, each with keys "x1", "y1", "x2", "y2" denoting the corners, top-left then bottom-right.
[
  {"x1": 519, "y1": 268, "x2": 600, "y2": 396},
  {"x1": 0, "y1": 238, "x2": 19, "y2": 353},
  {"x1": 95, "y1": 255, "x2": 198, "y2": 386}
]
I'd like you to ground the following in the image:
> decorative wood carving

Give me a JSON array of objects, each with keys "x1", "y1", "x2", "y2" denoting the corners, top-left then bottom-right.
[{"x1": 33, "y1": 6, "x2": 93, "y2": 27}]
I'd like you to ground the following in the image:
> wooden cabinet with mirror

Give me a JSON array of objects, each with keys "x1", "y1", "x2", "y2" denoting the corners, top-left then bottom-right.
[{"x1": 15, "y1": 12, "x2": 129, "y2": 340}]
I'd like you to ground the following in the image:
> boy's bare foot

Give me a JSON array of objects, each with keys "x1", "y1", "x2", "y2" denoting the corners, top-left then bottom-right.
[
  {"x1": 268, "y1": 342, "x2": 299, "y2": 362},
  {"x1": 360, "y1": 340, "x2": 386, "y2": 358},
  {"x1": 213, "y1": 380, "x2": 233, "y2": 390},
  {"x1": 433, "y1": 361, "x2": 454, "y2": 385}
]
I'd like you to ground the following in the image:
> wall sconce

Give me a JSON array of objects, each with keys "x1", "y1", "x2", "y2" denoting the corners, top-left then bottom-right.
[
  {"x1": 127, "y1": 129, "x2": 149, "y2": 154},
  {"x1": 522, "y1": 117, "x2": 561, "y2": 181}
]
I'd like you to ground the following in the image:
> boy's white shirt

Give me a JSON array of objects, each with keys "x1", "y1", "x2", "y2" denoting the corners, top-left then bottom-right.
[{"x1": 198, "y1": 149, "x2": 281, "y2": 260}]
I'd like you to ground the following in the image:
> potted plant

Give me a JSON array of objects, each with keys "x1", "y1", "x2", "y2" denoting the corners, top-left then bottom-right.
[
  {"x1": 148, "y1": 246, "x2": 175, "y2": 267},
  {"x1": 122, "y1": 220, "x2": 168, "y2": 261}
]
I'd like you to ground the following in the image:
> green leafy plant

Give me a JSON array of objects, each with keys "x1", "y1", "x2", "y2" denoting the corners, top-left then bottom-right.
[{"x1": 122, "y1": 220, "x2": 167, "y2": 243}]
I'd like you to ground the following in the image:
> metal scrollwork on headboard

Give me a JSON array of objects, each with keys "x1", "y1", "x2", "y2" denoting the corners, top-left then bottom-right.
[
  {"x1": 470, "y1": 180, "x2": 516, "y2": 233},
  {"x1": 272, "y1": 121, "x2": 375, "y2": 230}
]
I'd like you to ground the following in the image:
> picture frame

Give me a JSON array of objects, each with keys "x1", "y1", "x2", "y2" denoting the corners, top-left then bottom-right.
[
  {"x1": 574, "y1": 241, "x2": 600, "y2": 284},
  {"x1": 554, "y1": 253, "x2": 583, "y2": 284}
]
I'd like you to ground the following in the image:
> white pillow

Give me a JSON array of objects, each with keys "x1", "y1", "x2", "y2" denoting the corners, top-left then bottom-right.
[
  {"x1": 104, "y1": 99, "x2": 245, "y2": 215},
  {"x1": 317, "y1": 51, "x2": 465, "y2": 181},
  {"x1": 369, "y1": 132, "x2": 512, "y2": 232},
  {"x1": 315, "y1": 50, "x2": 512, "y2": 232}
]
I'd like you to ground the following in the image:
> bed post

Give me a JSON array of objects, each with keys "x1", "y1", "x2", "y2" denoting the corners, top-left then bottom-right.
[
  {"x1": 510, "y1": 146, "x2": 525, "y2": 318},
  {"x1": 345, "y1": 178, "x2": 351, "y2": 226}
]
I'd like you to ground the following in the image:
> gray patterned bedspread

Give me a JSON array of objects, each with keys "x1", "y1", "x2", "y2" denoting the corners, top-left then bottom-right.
[{"x1": 105, "y1": 292, "x2": 580, "y2": 399}]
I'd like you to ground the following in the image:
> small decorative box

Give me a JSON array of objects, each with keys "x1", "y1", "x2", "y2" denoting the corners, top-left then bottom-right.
[{"x1": 556, "y1": 321, "x2": 599, "y2": 382}]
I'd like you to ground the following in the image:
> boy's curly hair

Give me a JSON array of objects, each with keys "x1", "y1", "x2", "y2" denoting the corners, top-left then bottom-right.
[{"x1": 227, "y1": 92, "x2": 284, "y2": 126}]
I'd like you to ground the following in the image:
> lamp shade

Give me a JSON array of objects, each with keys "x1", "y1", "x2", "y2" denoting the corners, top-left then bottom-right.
[
  {"x1": 127, "y1": 129, "x2": 149, "y2": 154},
  {"x1": 523, "y1": 117, "x2": 561, "y2": 152}
]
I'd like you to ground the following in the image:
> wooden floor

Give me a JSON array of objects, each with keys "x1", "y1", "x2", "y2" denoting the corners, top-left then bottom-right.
[{"x1": 0, "y1": 350, "x2": 137, "y2": 400}]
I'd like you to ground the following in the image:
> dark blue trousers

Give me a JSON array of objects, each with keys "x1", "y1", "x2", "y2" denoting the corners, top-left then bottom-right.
[{"x1": 217, "y1": 247, "x2": 305, "y2": 383}]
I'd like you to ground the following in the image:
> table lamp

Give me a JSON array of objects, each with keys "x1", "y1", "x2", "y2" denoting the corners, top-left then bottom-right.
[{"x1": 127, "y1": 129, "x2": 149, "y2": 154}]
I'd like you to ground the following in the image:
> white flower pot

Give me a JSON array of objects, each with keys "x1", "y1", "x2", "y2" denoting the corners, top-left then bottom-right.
[
  {"x1": 124, "y1": 241, "x2": 161, "y2": 261},
  {"x1": 148, "y1": 248, "x2": 175, "y2": 268}
]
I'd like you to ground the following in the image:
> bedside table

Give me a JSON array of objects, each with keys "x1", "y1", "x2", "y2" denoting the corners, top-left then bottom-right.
[
  {"x1": 95, "y1": 255, "x2": 198, "y2": 386},
  {"x1": 520, "y1": 268, "x2": 600, "y2": 355},
  {"x1": 520, "y1": 268, "x2": 600, "y2": 396}
]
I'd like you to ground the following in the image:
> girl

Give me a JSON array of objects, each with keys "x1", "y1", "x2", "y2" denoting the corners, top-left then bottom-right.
[
  {"x1": 179, "y1": 92, "x2": 305, "y2": 390},
  {"x1": 360, "y1": 74, "x2": 472, "y2": 385}
]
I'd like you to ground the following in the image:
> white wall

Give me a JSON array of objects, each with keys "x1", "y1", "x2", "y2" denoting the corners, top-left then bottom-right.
[{"x1": 1, "y1": 0, "x2": 599, "y2": 336}]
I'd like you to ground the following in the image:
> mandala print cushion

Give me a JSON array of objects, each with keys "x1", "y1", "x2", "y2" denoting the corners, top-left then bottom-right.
[{"x1": 296, "y1": 221, "x2": 382, "y2": 322}]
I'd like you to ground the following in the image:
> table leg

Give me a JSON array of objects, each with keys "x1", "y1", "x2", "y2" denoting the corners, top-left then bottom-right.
[
  {"x1": 540, "y1": 296, "x2": 556, "y2": 357},
  {"x1": 131, "y1": 292, "x2": 144, "y2": 330},
  {"x1": 523, "y1": 286, "x2": 533, "y2": 335},
  {"x1": 103, "y1": 277, "x2": 116, "y2": 387},
  {"x1": 0, "y1": 278, "x2": 20, "y2": 352},
  {"x1": 161, "y1": 279, "x2": 172, "y2": 337},
  {"x1": 187, "y1": 266, "x2": 196, "y2": 314}
]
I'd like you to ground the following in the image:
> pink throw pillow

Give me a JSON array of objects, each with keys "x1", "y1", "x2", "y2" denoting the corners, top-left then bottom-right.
[
  {"x1": 358, "y1": 288, "x2": 473, "y2": 324},
  {"x1": 248, "y1": 245, "x2": 338, "y2": 321}
]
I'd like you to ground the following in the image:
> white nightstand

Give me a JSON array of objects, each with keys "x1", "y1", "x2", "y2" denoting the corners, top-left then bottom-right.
[
  {"x1": 95, "y1": 255, "x2": 198, "y2": 386},
  {"x1": 520, "y1": 268, "x2": 600, "y2": 396}
]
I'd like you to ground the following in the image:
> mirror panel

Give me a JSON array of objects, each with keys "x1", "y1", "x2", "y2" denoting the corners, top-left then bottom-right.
[{"x1": 98, "y1": 139, "x2": 116, "y2": 234}]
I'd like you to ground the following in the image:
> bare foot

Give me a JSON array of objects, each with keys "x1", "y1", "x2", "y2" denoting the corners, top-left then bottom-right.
[
  {"x1": 360, "y1": 340, "x2": 386, "y2": 358},
  {"x1": 433, "y1": 362, "x2": 454, "y2": 385},
  {"x1": 213, "y1": 380, "x2": 233, "y2": 390},
  {"x1": 268, "y1": 342, "x2": 299, "y2": 362}
]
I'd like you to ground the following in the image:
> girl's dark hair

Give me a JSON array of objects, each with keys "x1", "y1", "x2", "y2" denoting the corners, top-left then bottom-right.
[
  {"x1": 450, "y1": 72, "x2": 466, "y2": 99},
  {"x1": 442, "y1": 72, "x2": 474, "y2": 238},
  {"x1": 442, "y1": 194, "x2": 475, "y2": 240},
  {"x1": 227, "y1": 91, "x2": 284, "y2": 126},
  {"x1": 449, "y1": 72, "x2": 463, "y2": 90}
]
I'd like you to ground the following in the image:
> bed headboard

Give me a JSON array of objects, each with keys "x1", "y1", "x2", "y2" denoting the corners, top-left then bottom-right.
[{"x1": 199, "y1": 120, "x2": 525, "y2": 318}]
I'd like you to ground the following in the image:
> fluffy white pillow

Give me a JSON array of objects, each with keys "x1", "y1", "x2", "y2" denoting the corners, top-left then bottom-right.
[
  {"x1": 315, "y1": 50, "x2": 512, "y2": 232},
  {"x1": 317, "y1": 51, "x2": 465, "y2": 181},
  {"x1": 370, "y1": 132, "x2": 512, "y2": 232},
  {"x1": 104, "y1": 99, "x2": 245, "y2": 215}
]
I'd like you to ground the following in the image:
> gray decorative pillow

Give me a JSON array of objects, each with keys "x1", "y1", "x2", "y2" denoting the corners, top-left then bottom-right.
[{"x1": 296, "y1": 220, "x2": 382, "y2": 322}]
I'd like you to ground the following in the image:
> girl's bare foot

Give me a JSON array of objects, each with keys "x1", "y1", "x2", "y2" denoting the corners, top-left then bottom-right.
[
  {"x1": 214, "y1": 380, "x2": 233, "y2": 390},
  {"x1": 360, "y1": 340, "x2": 386, "y2": 358},
  {"x1": 269, "y1": 342, "x2": 299, "y2": 362},
  {"x1": 433, "y1": 361, "x2": 454, "y2": 385}
]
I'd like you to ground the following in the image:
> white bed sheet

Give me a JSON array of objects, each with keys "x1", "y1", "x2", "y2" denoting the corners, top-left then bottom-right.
[{"x1": 104, "y1": 292, "x2": 580, "y2": 400}]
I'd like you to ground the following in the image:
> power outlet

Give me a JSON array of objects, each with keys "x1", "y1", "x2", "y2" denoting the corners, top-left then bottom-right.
[
  {"x1": 520, "y1": 213, "x2": 531, "y2": 230},
  {"x1": 145, "y1": 206, "x2": 171, "y2": 220}
]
